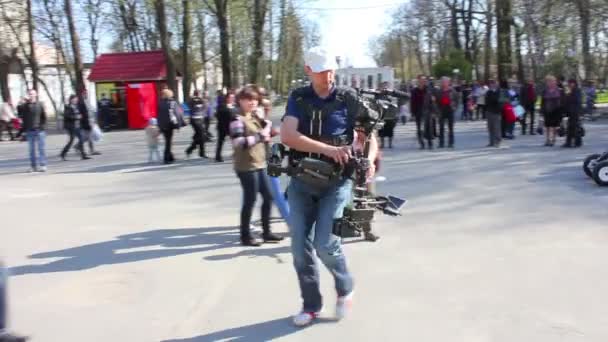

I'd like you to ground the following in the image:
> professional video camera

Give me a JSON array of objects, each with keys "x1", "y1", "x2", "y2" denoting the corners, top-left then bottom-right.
[
  {"x1": 267, "y1": 88, "x2": 408, "y2": 242},
  {"x1": 334, "y1": 88, "x2": 409, "y2": 241}
]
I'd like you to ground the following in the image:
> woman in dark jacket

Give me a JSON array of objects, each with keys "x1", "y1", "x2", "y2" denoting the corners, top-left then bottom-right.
[
  {"x1": 540, "y1": 75, "x2": 564, "y2": 146},
  {"x1": 229, "y1": 85, "x2": 282, "y2": 246},
  {"x1": 563, "y1": 79, "x2": 583, "y2": 148},
  {"x1": 61, "y1": 95, "x2": 89, "y2": 160},
  {"x1": 157, "y1": 89, "x2": 183, "y2": 164}
]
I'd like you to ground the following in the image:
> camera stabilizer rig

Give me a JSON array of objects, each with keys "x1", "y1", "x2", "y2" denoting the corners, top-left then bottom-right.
[{"x1": 268, "y1": 89, "x2": 408, "y2": 242}]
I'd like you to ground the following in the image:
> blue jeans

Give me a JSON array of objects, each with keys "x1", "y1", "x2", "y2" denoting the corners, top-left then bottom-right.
[
  {"x1": 26, "y1": 130, "x2": 47, "y2": 169},
  {"x1": 237, "y1": 169, "x2": 273, "y2": 239},
  {"x1": 287, "y1": 177, "x2": 354, "y2": 312}
]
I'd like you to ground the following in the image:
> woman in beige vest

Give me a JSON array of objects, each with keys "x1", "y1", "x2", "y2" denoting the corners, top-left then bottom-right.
[{"x1": 229, "y1": 85, "x2": 284, "y2": 246}]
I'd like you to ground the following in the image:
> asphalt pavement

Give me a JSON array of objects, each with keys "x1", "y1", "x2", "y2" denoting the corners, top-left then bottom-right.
[{"x1": 1, "y1": 117, "x2": 607, "y2": 342}]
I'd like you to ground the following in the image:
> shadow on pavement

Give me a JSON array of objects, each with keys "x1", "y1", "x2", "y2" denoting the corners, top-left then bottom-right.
[
  {"x1": 162, "y1": 316, "x2": 337, "y2": 342},
  {"x1": 9, "y1": 226, "x2": 291, "y2": 276},
  {"x1": 531, "y1": 164, "x2": 608, "y2": 197}
]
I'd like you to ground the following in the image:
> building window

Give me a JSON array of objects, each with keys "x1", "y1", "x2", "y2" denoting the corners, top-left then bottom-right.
[
  {"x1": 367, "y1": 75, "x2": 373, "y2": 89},
  {"x1": 377, "y1": 73, "x2": 383, "y2": 86}
]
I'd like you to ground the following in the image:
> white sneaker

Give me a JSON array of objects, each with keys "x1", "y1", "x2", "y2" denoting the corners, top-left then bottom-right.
[
  {"x1": 28, "y1": 167, "x2": 36, "y2": 173},
  {"x1": 38, "y1": 166, "x2": 47, "y2": 172},
  {"x1": 335, "y1": 291, "x2": 354, "y2": 320},
  {"x1": 292, "y1": 308, "x2": 322, "y2": 327}
]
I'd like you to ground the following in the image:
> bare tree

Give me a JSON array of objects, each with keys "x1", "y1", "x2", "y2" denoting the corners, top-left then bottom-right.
[
  {"x1": 80, "y1": 0, "x2": 104, "y2": 59},
  {"x1": 154, "y1": 0, "x2": 177, "y2": 93},
  {"x1": 247, "y1": 0, "x2": 271, "y2": 84},
  {"x1": 495, "y1": 0, "x2": 512, "y2": 81},
  {"x1": 204, "y1": 0, "x2": 232, "y2": 89},
  {"x1": 26, "y1": 0, "x2": 39, "y2": 91},
  {"x1": 182, "y1": 0, "x2": 191, "y2": 100},
  {"x1": 64, "y1": 0, "x2": 86, "y2": 94},
  {"x1": 573, "y1": 0, "x2": 593, "y2": 79}
]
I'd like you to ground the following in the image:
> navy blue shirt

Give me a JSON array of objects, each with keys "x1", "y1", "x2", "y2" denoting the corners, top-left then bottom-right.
[{"x1": 285, "y1": 85, "x2": 351, "y2": 137}]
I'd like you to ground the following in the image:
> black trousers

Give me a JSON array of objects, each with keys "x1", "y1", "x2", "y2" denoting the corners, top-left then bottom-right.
[
  {"x1": 237, "y1": 169, "x2": 273, "y2": 240},
  {"x1": 522, "y1": 105, "x2": 535, "y2": 134},
  {"x1": 566, "y1": 113, "x2": 582, "y2": 146},
  {"x1": 161, "y1": 128, "x2": 175, "y2": 163},
  {"x1": 61, "y1": 127, "x2": 86, "y2": 158},
  {"x1": 215, "y1": 128, "x2": 228, "y2": 161},
  {"x1": 186, "y1": 118, "x2": 206, "y2": 157},
  {"x1": 476, "y1": 104, "x2": 486, "y2": 120},
  {"x1": 439, "y1": 110, "x2": 455, "y2": 147},
  {"x1": 415, "y1": 112, "x2": 433, "y2": 148},
  {"x1": 203, "y1": 117, "x2": 211, "y2": 136}
]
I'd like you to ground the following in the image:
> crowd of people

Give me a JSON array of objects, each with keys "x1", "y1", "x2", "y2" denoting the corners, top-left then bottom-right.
[{"x1": 401, "y1": 74, "x2": 597, "y2": 149}]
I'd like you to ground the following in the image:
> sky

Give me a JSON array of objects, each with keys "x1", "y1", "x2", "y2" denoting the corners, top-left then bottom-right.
[{"x1": 303, "y1": 0, "x2": 403, "y2": 68}]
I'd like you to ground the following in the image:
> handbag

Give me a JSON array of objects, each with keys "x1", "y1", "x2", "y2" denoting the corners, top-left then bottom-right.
[
  {"x1": 514, "y1": 105, "x2": 525, "y2": 118},
  {"x1": 169, "y1": 101, "x2": 186, "y2": 129},
  {"x1": 91, "y1": 123, "x2": 103, "y2": 142}
]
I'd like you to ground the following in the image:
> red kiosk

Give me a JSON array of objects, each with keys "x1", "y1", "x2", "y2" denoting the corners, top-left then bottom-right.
[{"x1": 88, "y1": 50, "x2": 176, "y2": 129}]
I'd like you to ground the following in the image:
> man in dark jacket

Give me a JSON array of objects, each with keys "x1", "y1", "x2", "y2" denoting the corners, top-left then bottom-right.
[
  {"x1": 435, "y1": 77, "x2": 459, "y2": 148},
  {"x1": 98, "y1": 93, "x2": 112, "y2": 131},
  {"x1": 20, "y1": 90, "x2": 47, "y2": 172},
  {"x1": 519, "y1": 78, "x2": 537, "y2": 135},
  {"x1": 78, "y1": 90, "x2": 101, "y2": 155},
  {"x1": 214, "y1": 91, "x2": 235, "y2": 162},
  {"x1": 410, "y1": 75, "x2": 435, "y2": 149},
  {"x1": 485, "y1": 80, "x2": 502, "y2": 147},
  {"x1": 185, "y1": 90, "x2": 208, "y2": 158}
]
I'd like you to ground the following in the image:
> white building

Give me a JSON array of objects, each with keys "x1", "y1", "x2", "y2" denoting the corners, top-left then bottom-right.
[{"x1": 335, "y1": 66, "x2": 395, "y2": 90}]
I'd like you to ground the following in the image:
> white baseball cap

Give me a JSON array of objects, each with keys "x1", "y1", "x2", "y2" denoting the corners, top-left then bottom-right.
[{"x1": 305, "y1": 46, "x2": 338, "y2": 73}]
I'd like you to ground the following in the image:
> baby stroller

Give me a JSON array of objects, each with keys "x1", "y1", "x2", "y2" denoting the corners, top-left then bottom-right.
[{"x1": 583, "y1": 151, "x2": 608, "y2": 186}]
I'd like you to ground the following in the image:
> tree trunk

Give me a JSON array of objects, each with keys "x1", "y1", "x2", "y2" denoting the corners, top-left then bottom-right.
[
  {"x1": 249, "y1": 0, "x2": 269, "y2": 84},
  {"x1": 268, "y1": 0, "x2": 274, "y2": 78},
  {"x1": 525, "y1": 34, "x2": 538, "y2": 82},
  {"x1": 426, "y1": 34, "x2": 433, "y2": 76},
  {"x1": 495, "y1": 0, "x2": 512, "y2": 81},
  {"x1": 65, "y1": 0, "x2": 86, "y2": 94},
  {"x1": 27, "y1": 0, "x2": 39, "y2": 92},
  {"x1": 576, "y1": 0, "x2": 593, "y2": 79},
  {"x1": 42, "y1": 0, "x2": 75, "y2": 90},
  {"x1": 0, "y1": 49, "x2": 17, "y2": 102},
  {"x1": 182, "y1": 0, "x2": 191, "y2": 100},
  {"x1": 472, "y1": 31, "x2": 480, "y2": 80},
  {"x1": 407, "y1": 44, "x2": 414, "y2": 80},
  {"x1": 398, "y1": 34, "x2": 407, "y2": 82},
  {"x1": 213, "y1": 0, "x2": 232, "y2": 89},
  {"x1": 197, "y1": 12, "x2": 209, "y2": 91},
  {"x1": 276, "y1": 0, "x2": 287, "y2": 93},
  {"x1": 484, "y1": 0, "x2": 493, "y2": 81},
  {"x1": 229, "y1": 9, "x2": 239, "y2": 87},
  {"x1": 155, "y1": 0, "x2": 177, "y2": 94},
  {"x1": 85, "y1": 0, "x2": 100, "y2": 58},
  {"x1": 463, "y1": 0, "x2": 474, "y2": 63},
  {"x1": 514, "y1": 23, "x2": 525, "y2": 83},
  {"x1": 449, "y1": 0, "x2": 462, "y2": 50}
]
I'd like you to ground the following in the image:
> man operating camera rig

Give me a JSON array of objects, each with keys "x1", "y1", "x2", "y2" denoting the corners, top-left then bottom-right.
[{"x1": 280, "y1": 47, "x2": 381, "y2": 327}]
